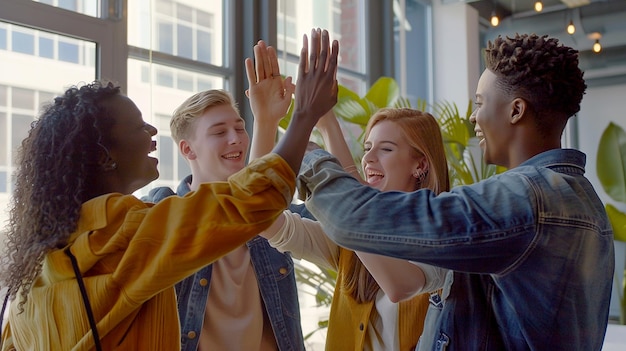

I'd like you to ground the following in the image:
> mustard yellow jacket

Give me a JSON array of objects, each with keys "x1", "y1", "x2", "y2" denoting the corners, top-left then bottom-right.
[
  {"x1": 1, "y1": 154, "x2": 294, "y2": 351},
  {"x1": 326, "y1": 248, "x2": 430, "y2": 351}
]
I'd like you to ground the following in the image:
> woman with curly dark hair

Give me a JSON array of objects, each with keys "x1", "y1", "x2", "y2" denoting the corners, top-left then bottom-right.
[{"x1": 0, "y1": 29, "x2": 339, "y2": 351}]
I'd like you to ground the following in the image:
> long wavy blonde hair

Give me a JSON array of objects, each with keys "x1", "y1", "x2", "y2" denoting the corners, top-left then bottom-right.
[{"x1": 343, "y1": 107, "x2": 450, "y2": 303}]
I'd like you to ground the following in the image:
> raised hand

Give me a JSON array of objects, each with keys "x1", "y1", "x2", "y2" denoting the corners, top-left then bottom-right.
[
  {"x1": 271, "y1": 28, "x2": 339, "y2": 174},
  {"x1": 245, "y1": 40, "x2": 295, "y2": 127},
  {"x1": 291, "y1": 28, "x2": 339, "y2": 130}
]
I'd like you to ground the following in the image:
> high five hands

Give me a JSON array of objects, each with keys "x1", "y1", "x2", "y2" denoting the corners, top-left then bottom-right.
[
  {"x1": 270, "y1": 28, "x2": 339, "y2": 174},
  {"x1": 292, "y1": 28, "x2": 339, "y2": 130}
]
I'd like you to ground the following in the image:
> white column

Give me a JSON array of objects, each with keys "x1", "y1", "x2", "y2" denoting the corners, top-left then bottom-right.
[{"x1": 431, "y1": 0, "x2": 481, "y2": 107}]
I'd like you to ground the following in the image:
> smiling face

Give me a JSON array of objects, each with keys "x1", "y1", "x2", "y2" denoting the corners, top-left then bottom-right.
[
  {"x1": 181, "y1": 104, "x2": 249, "y2": 183},
  {"x1": 103, "y1": 94, "x2": 159, "y2": 194},
  {"x1": 361, "y1": 120, "x2": 424, "y2": 192},
  {"x1": 471, "y1": 69, "x2": 516, "y2": 168}
]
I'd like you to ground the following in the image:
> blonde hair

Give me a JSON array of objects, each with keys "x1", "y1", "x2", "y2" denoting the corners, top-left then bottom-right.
[
  {"x1": 344, "y1": 107, "x2": 450, "y2": 303},
  {"x1": 170, "y1": 89, "x2": 240, "y2": 143}
]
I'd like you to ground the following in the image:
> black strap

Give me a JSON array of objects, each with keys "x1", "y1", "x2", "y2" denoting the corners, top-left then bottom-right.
[
  {"x1": 64, "y1": 247, "x2": 103, "y2": 351},
  {"x1": 0, "y1": 289, "x2": 9, "y2": 349}
]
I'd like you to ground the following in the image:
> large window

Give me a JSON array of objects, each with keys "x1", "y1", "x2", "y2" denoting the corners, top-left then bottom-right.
[
  {"x1": 127, "y1": 0, "x2": 228, "y2": 197},
  {"x1": 0, "y1": 2, "x2": 428, "y2": 349},
  {"x1": 276, "y1": 0, "x2": 367, "y2": 94},
  {"x1": 0, "y1": 18, "x2": 97, "y2": 224}
]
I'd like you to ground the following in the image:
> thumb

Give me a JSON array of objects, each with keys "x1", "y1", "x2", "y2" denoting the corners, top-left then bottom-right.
[{"x1": 284, "y1": 76, "x2": 296, "y2": 96}]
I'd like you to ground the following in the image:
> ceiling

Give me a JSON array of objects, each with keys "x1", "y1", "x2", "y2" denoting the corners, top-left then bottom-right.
[{"x1": 442, "y1": 0, "x2": 626, "y2": 80}]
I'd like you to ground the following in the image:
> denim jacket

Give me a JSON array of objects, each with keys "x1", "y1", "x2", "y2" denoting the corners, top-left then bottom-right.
[
  {"x1": 297, "y1": 148, "x2": 614, "y2": 351},
  {"x1": 147, "y1": 175, "x2": 305, "y2": 351}
]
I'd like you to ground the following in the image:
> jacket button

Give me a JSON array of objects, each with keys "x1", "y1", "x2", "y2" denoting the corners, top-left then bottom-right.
[
  {"x1": 279, "y1": 267, "x2": 287, "y2": 275},
  {"x1": 359, "y1": 323, "x2": 364, "y2": 331},
  {"x1": 187, "y1": 331, "x2": 197, "y2": 339},
  {"x1": 199, "y1": 278, "x2": 208, "y2": 286}
]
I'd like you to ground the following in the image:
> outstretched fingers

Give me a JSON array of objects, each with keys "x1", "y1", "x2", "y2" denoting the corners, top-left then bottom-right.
[
  {"x1": 293, "y1": 28, "x2": 340, "y2": 128},
  {"x1": 299, "y1": 33, "x2": 309, "y2": 77},
  {"x1": 309, "y1": 28, "x2": 322, "y2": 71}
]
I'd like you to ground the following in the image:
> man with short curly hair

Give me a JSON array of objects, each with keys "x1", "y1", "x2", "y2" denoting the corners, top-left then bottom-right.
[{"x1": 296, "y1": 33, "x2": 614, "y2": 350}]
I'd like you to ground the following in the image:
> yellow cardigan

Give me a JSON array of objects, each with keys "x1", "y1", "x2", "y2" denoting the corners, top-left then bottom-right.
[
  {"x1": 325, "y1": 248, "x2": 431, "y2": 351},
  {"x1": 1, "y1": 154, "x2": 294, "y2": 351}
]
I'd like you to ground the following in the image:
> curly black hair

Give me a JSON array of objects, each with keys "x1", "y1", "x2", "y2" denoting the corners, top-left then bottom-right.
[
  {"x1": 484, "y1": 33, "x2": 587, "y2": 131},
  {"x1": 1, "y1": 80, "x2": 121, "y2": 309}
]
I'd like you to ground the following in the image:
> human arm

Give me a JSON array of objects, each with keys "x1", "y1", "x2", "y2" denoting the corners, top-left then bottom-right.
[
  {"x1": 316, "y1": 112, "x2": 441, "y2": 299},
  {"x1": 315, "y1": 110, "x2": 365, "y2": 182},
  {"x1": 87, "y1": 155, "x2": 295, "y2": 291},
  {"x1": 296, "y1": 149, "x2": 535, "y2": 273},
  {"x1": 356, "y1": 252, "x2": 447, "y2": 302},
  {"x1": 265, "y1": 210, "x2": 340, "y2": 271},
  {"x1": 271, "y1": 28, "x2": 339, "y2": 174},
  {"x1": 245, "y1": 40, "x2": 296, "y2": 161}
]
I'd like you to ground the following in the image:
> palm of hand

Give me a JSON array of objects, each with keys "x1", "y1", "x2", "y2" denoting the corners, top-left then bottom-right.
[{"x1": 249, "y1": 77, "x2": 295, "y2": 125}]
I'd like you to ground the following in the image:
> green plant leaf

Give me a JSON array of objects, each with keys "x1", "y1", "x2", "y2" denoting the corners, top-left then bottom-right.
[
  {"x1": 597, "y1": 122, "x2": 626, "y2": 202},
  {"x1": 606, "y1": 203, "x2": 626, "y2": 242},
  {"x1": 365, "y1": 77, "x2": 399, "y2": 109}
]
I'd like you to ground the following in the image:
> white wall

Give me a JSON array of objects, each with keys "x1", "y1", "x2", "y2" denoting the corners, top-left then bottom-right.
[
  {"x1": 431, "y1": 1, "x2": 480, "y2": 106},
  {"x1": 578, "y1": 82, "x2": 626, "y2": 319}
]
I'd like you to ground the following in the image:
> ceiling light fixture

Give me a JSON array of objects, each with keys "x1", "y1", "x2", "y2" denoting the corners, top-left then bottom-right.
[
  {"x1": 567, "y1": 20, "x2": 575, "y2": 35},
  {"x1": 490, "y1": 10, "x2": 500, "y2": 26},
  {"x1": 490, "y1": 0, "x2": 499, "y2": 27},
  {"x1": 587, "y1": 32, "x2": 602, "y2": 53},
  {"x1": 534, "y1": 1, "x2": 543, "y2": 12},
  {"x1": 593, "y1": 39, "x2": 602, "y2": 53}
]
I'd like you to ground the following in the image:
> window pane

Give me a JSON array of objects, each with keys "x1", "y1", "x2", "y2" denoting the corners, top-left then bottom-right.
[
  {"x1": 0, "y1": 85, "x2": 6, "y2": 106},
  {"x1": 158, "y1": 22, "x2": 174, "y2": 55},
  {"x1": 39, "y1": 36, "x2": 55, "y2": 59},
  {"x1": 12, "y1": 88, "x2": 35, "y2": 110},
  {"x1": 32, "y1": 0, "x2": 101, "y2": 17},
  {"x1": 58, "y1": 41, "x2": 79, "y2": 63},
  {"x1": 0, "y1": 25, "x2": 7, "y2": 50},
  {"x1": 177, "y1": 3, "x2": 193, "y2": 22},
  {"x1": 394, "y1": 1, "x2": 430, "y2": 102},
  {"x1": 1, "y1": 22, "x2": 96, "y2": 78},
  {"x1": 178, "y1": 153, "x2": 191, "y2": 179},
  {"x1": 12, "y1": 31, "x2": 35, "y2": 55},
  {"x1": 11, "y1": 114, "x2": 34, "y2": 161},
  {"x1": 157, "y1": 135, "x2": 174, "y2": 180},
  {"x1": 38, "y1": 92, "x2": 56, "y2": 108},
  {"x1": 0, "y1": 172, "x2": 6, "y2": 193},
  {"x1": 156, "y1": 68, "x2": 174, "y2": 88},
  {"x1": 277, "y1": 0, "x2": 366, "y2": 85},
  {"x1": 128, "y1": 0, "x2": 224, "y2": 66},
  {"x1": 197, "y1": 10, "x2": 213, "y2": 27},
  {"x1": 177, "y1": 24, "x2": 193, "y2": 59},
  {"x1": 58, "y1": 0, "x2": 77, "y2": 12},
  {"x1": 177, "y1": 74, "x2": 194, "y2": 92},
  {"x1": 0, "y1": 112, "x2": 6, "y2": 166},
  {"x1": 197, "y1": 30, "x2": 212, "y2": 64},
  {"x1": 155, "y1": 113, "x2": 171, "y2": 131}
]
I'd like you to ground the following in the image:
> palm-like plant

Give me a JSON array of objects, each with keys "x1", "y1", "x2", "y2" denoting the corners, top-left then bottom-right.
[
  {"x1": 279, "y1": 77, "x2": 503, "y2": 338},
  {"x1": 279, "y1": 77, "x2": 502, "y2": 339},
  {"x1": 282, "y1": 76, "x2": 503, "y2": 340}
]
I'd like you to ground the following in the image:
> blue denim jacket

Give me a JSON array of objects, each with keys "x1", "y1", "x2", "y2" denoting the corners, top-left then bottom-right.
[
  {"x1": 297, "y1": 148, "x2": 614, "y2": 351},
  {"x1": 147, "y1": 175, "x2": 305, "y2": 351}
]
